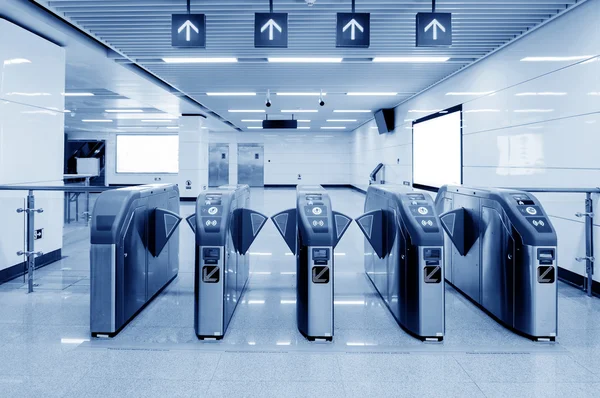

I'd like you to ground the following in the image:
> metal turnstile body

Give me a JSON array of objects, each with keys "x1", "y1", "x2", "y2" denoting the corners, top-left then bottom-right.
[
  {"x1": 190, "y1": 185, "x2": 267, "y2": 339},
  {"x1": 356, "y1": 185, "x2": 445, "y2": 341},
  {"x1": 90, "y1": 184, "x2": 182, "y2": 337},
  {"x1": 435, "y1": 185, "x2": 558, "y2": 340},
  {"x1": 272, "y1": 185, "x2": 352, "y2": 341}
]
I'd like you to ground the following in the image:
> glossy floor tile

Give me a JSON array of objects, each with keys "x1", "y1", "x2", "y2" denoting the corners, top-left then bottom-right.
[{"x1": 0, "y1": 188, "x2": 599, "y2": 397}]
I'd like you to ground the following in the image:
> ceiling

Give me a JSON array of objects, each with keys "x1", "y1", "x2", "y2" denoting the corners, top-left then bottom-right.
[{"x1": 36, "y1": 0, "x2": 579, "y2": 132}]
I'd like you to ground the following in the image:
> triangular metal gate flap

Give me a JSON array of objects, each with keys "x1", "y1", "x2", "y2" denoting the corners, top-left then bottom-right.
[
  {"x1": 333, "y1": 211, "x2": 352, "y2": 248},
  {"x1": 271, "y1": 209, "x2": 297, "y2": 254}
]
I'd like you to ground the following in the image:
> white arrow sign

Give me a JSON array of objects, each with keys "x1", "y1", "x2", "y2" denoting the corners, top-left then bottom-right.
[
  {"x1": 261, "y1": 19, "x2": 282, "y2": 41},
  {"x1": 343, "y1": 18, "x2": 364, "y2": 41},
  {"x1": 178, "y1": 20, "x2": 199, "y2": 42},
  {"x1": 424, "y1": 18, "x2": 445, "y2": 40}
]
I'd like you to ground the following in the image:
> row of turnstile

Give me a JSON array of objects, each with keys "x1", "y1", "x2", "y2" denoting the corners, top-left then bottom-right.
[{"x1": 90, "y1": 183, "x2": 558, "y2": 342}]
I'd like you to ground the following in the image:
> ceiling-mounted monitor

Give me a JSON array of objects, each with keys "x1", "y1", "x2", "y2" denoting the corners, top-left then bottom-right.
[
  {"x1": 374, "y1": 108, "x2": 395, "y2": 134},
  {"x1": 262, "y1": 119, "x2": 298, "y2": 129}
]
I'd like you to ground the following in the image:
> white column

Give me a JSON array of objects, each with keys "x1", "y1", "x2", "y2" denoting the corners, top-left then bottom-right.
[
  {"x1": 0, "y1": 19, "x2": 66, "y2": 278},
  {"x1": 178, "y1": 116, "x2": 209, "y2": 198}
]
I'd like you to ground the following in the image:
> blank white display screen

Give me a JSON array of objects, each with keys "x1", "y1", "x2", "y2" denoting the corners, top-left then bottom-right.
[
  {"x1": 413, "y1": 111, "x2": 462, "y2": 189},
  {"x1": 116, "y1": 135, "x2": 179, "y2": 173}
]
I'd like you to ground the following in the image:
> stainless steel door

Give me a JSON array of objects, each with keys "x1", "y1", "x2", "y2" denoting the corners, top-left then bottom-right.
[
  {"x1": 237, "y1": 144, "x2": 264, "y2": 187},
  {"x1": 209, "y1": 144, "x2": 230, "y2": 187}
]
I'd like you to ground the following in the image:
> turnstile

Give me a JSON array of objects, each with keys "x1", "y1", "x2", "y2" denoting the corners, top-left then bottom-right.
[
  {"x1": 435, "y1": 185, "x2": 558, "y2": 341},
  {"x1": 90, "y1": 184, "x2": 182, "y2": 337},
  {"x1": 188, "y1": 184, "x2": 268, "y2": 339},
  {"x1": 355, "y1": 185, "x2": 445, "y2": 341},
  {"x1": 271, "y1": 185, "x2": 352, "y2": 341}
]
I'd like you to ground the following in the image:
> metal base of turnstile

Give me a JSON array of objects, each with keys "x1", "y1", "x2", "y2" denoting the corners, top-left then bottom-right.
[
  {"x1": 91, "y1": 274, "x2": 178, "y2": 338},
  {"x1": 365, "y1": 273, "x2": 444, "y2": 342},
  {"x1": 299, "y1": 330, "x2": 333, "y2": 342},
  {"x1": 447, "y1": 280, "x2": 556, "y2": 342}
]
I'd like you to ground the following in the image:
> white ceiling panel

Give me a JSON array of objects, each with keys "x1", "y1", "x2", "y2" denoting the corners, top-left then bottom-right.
[{"x1": 36, "y1": 0, "x2": 579, "y2": 131}]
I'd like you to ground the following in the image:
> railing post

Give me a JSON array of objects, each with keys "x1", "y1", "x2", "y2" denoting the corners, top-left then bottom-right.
[
  {"x1": 585, "y1": 193, "x2": 594, "y2": 296},
  {"x1": 16, "y1": 190, "x2": 43, "y2": 293},
  {"x1": 84, "y1": 176, "x2": 91, "y2": 226}
]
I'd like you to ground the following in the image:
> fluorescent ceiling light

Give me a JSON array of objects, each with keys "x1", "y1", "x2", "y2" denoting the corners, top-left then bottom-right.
[
  {"x1": 280, "y1": 300, "x2": 296, "y2": 304},
  {"x1": 248, "y1": 126, "x2": 263, "y2": 129},
  {"x1": 141, "y1": 119, "x2": 175, "y2": 122},
  {"x1": 6, "y1": 92, "x2": 50, "y2": 96},
  {"x1": 162, "y1": 57, "x2": 238, "y2": 63},
  {"x1": 276, "y1": 92, "x2": 327, "y2": 96},
  {"x1": 247, "y1": 300, "x2": 265, "y2": 305},
  {"x1": 276, "y1": 341, "x2": 292, "y2": 346},
  {"x1": 4, "y1": 58, "x2": 31, "y2": 65},
  {"x1": 327, "y1": 119, "x2": 357, "y2": 122},
  {"x1": 446, "y1": 91, "x2": 493, "y2": 96},
  {"x1": 63, "y1": 92, "x2": 94, "y2": 97},
  {"x1": 334, "y1": 110, "x2": 371, "y2": 113},
  {"x1": 370, "y1": 126, "x2": 379, "y2": 129},
  {"x1": 515, "y1": 92, "x2": 567, "y2": 96},
  {"x1": 82, "y1": 119, "x2": 112, "y2": 123},
  {"x1": 241, "y1": 119, "x2": 263, "y2": 122},
  {"x1": 589, "y1": 92, "x2": 600, "y2": 96},
  {"x1": 321, "y1": 126, "x2": 346, "y2": 130},
  {"x1": 166, "y1": 126, "x2": 179, "y2": 129},
  {"x1": 521, "y1": 55, "x2": 592, "y2": 62},
  {"x1": 373, "y1": 56, "x2": 449, "y2": 63},
  {"x1": 298, "y1": 127, "x2": 310, "y2": 129},
  {"x1": 298, "y1": 120, "x2": 311, "y2": 123},
  {"x1": 105, "y1": 109, "x2": 144, "y2": 113},
  {"x1": 281, "y1": 110, "x2": 318, "y2": 113},
  {"x1": 268, "y1": 57, "x2": 342, "y2": 63},
  {"x1": 229, "y1": 110, "x2": 265, "y2": 113},
  {"x1": 347, "y1": 92, "x2": 397, "y2": 96},
  {"x1": 206, "y1": 92, "x2": 256, "y2": 96}
]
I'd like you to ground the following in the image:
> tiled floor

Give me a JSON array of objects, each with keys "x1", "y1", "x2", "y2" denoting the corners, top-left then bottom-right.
[{"x1": 1, "y1": 188, "x2": 599, "y2": 397}]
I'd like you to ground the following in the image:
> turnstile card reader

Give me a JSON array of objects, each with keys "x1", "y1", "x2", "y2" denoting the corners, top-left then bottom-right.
[
  {"x1": 90, "y1": 184, "x2": 182, "y2": 337},
  {"x1": 356, "y1": 185, "x2": 445, "y2": 341},
  {"x1": 193, "y1": 185, "x2": 268, "y2": 339},
  {"x1": 435, "y1": 185, "x2": 558, "y2": 340},
  {"x1": 271, "y1": 185, "x2": 352, "y2": 341}
]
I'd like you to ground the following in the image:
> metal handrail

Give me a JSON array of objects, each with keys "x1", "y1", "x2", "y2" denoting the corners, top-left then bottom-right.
[
  {"x1": 369, "y1": 163, "x2": 385, "y2": 185},
  {"x1": 0, "y1": 185, "x2": 115, "y2": 192},
  {"x1": 506, "y1": 187, "x2": 599, "y2": 297},
  {"x1": 0, "y1": 184, "x2": 123, "y2": 293},
  {"x1": 501, "y1": 187, "x2": 600, "y2": 194}
]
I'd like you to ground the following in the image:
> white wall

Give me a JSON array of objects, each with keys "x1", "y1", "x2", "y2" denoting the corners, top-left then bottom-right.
[
  {"x1": 70, "y1": 129, "x2": 352, "y2": 187},
  {"x1": 351, "y1": 0, "x2": 600, "y2": 282},
  {"x1": 0, "y1": 19, "x2": 66, "y2": 273},
  {"x1": 210, "y1": 130, "x2": 352, "y2": 185}
]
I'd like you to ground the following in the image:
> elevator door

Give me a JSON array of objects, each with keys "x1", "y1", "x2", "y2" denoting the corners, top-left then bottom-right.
[
  {"x1": 237, "y1": 144, "x2": 264, "y2": 187},
  {"x1": 209, "y1": 143, "x2": 230, "y2": 187}
]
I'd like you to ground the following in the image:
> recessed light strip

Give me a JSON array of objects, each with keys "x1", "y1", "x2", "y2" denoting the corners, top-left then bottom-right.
[
  {"x1": 105, "y1": 109, "x2": 144, "y2": 113},
  {"x1": 268, "y1": 57, "x2": 342, "y2": 63}
]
